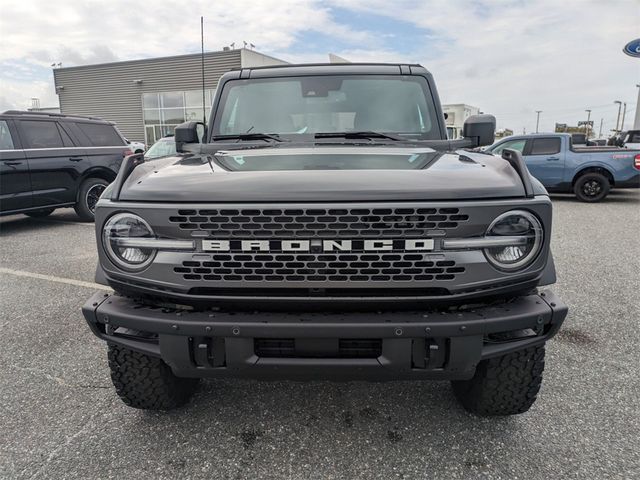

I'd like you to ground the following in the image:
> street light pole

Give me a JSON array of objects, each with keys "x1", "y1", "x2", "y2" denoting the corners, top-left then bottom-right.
[
  {"x1": 598, "y1": 118, "x2": 603, "y2": 138},
  {"x1": 620, "y1": 103, "x2": 627, "y2": 131},
  {"x1": 614, "y1": 100, "x2": 622, "y2": 132},
  {"x1": 535, "y1": 110, "x2": 542, "y2": 133},
  {"x1": 585, "y1": 109, "x2": 591, "y2": 138}
]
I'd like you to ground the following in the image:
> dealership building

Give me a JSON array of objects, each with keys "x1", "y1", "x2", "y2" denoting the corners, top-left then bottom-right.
[
  {"x1": 53, "y1": 48, "x2": 286, "y2": 144},
  {"x1": 54, "y1": 51, "x2": 474, "y2": 144}
]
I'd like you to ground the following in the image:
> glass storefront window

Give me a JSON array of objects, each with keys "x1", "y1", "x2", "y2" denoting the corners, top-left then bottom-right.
[
  {"x1": 185, "y1": 90, "x2": 204, "y2": 108},
  {"x1": 143, "y1": 93, "x2": 159, "y2": 109},
  {"x1": 143, "y1": 108, "x2": 160, "y2": 125},
  {"x1": 145, "y1": 126, "x2": 155, "y2": 143},
  {"x1": 160, "y1": 91, "x2": 184, "y2": 109},
  {"x1": 142, "y1": 89, "x2": 216, "y2": 145},
  {"x1": 161, "y1": 108, "x2": 186, "y2": 125},
  {"x1": 161, "y1": 125, "x2": 177, "y2": 137},
  {"x1": 186, "y1": 107, "x2": 211, "y2": 122}
]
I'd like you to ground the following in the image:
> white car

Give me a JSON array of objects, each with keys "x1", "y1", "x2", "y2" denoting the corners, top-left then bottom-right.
[{"x1": 125, "y1": 138, "x2": 146, "y2": 153}]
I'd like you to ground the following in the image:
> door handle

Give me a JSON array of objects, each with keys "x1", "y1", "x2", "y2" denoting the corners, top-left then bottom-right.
[
  {"x1": 546, "y1": 157, "x2": 560, "y2": 161},
  {"x1": 69, "y1": 156, "x2": 83, "y2": 162},
  {"x1": 3, "y1": 161, "x2": 22, "y2": 166}
]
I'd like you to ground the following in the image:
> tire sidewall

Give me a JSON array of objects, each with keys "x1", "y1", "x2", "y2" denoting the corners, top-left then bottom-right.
[
  {"x1": 75, "y1": 178, "x2": 109, "y2": 221},
  {"x1": 574, "y1": 173, "x2": 610, "y2": 202}
]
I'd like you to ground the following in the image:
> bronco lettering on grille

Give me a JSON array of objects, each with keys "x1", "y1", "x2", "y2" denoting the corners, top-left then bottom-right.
[{"x1": 201, "y1": 239, "x2": 434, "y2": 252}]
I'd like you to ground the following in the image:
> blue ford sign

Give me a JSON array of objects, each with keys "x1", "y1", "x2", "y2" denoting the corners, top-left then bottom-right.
[{"x1": 623, "y1": 38, "x2": 640, "y2": 58}]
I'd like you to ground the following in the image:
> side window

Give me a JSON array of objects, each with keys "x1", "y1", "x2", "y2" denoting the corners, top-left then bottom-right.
[
  {"x1": 530, "y1": 138, "x2": 561, "y2": 155},
  {"x1": 0, "y1": 120, "x2": 15, "y2": 149},
  {"x1": 75, "y1": 122, "x2": 125, "y2": 146},
  {"x1": 492, "y1": 139, "x2": 526, "y2": 155},
  {"x1": 19, "y1": 120, "x2": 64, "y2": 148},
  {"x1": 56, "y1": 123, "x2": 75, "y2": 147}
]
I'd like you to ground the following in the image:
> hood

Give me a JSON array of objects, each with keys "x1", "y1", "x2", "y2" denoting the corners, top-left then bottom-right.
[{"x1": 119, "y1": 146, "x2": 527, "y2": 202}]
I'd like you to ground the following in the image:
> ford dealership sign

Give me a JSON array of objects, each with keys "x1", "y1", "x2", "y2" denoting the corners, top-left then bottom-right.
[{"x1": 623, "y1": 38, "x2": 640, "y2": 58}]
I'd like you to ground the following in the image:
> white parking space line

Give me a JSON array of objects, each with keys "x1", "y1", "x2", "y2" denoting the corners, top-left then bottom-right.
[{"x1": 0, "y1": 267, "x2": 110, "y2": 291}]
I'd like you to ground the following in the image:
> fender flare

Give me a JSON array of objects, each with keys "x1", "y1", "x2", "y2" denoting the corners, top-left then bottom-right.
[
  {"x1": 75, "y1": 167, "x2": 118, "y2": 203},
  {"x1": 571, "y1": 163, "x2": 615, "y2": 186},
  {"x1": 539, "y1": 251, "x2": 557, "y2": 286}
]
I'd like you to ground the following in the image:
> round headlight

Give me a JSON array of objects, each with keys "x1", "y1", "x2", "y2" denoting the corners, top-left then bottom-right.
[
  {"x1": 484, "y1": 210, "x2": 543, "y2": 271},
  {"x1": 102, "y1": 213, "x2": 156, "y2": 271}
]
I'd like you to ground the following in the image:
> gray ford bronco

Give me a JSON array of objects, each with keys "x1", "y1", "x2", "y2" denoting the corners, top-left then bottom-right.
[{"x1": 82, "y1": 63, "x2": 568, "y2": 415}]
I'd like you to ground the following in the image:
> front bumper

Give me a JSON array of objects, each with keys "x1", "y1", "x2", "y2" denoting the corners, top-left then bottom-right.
[{"x1": 82, "y1": 290, "x2": 567, "y2": 381}]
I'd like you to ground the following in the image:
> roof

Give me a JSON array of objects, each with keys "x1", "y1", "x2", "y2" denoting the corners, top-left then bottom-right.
[
  {"x1": 1, "y1": 110, "x2": 110, "y2": 123},
  {"x1": 54, "y1": 47, "x2": 268, "y2": 72},
  {"x1": 230, "y1": 62, "x2": 430, "y2": 78},
  {"x1": 245, "y1": 61, "x2": 424, "y2": 70}
]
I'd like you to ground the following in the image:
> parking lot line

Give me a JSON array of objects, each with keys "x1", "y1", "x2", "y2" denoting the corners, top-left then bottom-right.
[{"x1": 0, "y1": 267, "x2": 110, "y2": 291}]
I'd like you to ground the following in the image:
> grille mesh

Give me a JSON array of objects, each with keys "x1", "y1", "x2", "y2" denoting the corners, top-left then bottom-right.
[
  {"x1": 174, "y1": 253, "x2": 465, "y2": 283},
  {"x1": 254, "y1": 338, "x2": 383, "y2": 358},
  {"x1": 169, "y1": 207, "x2": 469, "y2": 238}
]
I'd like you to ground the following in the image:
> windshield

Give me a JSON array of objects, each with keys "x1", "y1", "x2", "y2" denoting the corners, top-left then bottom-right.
[
  {"x1": 145, "y1": 138, "x2": 176, "y2": 159},
  {"x1": 213, "y1": 75, "x2": 440, "y2": 140}
]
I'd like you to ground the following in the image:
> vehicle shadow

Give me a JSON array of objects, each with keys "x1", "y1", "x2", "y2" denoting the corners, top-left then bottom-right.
[
  {"x1": 0, "y1": 209, "x2": 90, "y2": 236},
  {"x1": 550, "y1": 190, "x2": 640, "y2": 204},
  {"x1": 113, "y1": 378, "x2": 522, "y2": 477}
]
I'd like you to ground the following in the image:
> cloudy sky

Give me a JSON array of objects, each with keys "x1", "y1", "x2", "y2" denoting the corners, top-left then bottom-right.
[{"x1": 1, "y1": 0, "x2": 638, "y2": 134}]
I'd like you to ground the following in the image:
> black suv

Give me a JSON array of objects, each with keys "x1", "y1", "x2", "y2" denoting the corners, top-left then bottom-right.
[{"x1": 0, "y1": 111, "x2": 130, "y2": 221}]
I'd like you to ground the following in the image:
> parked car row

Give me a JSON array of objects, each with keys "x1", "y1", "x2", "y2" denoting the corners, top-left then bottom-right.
[
  {"x1": 484, "y1": 133, "x2": 640, "y2": 202},
  {"x1": 0, "y1": 110, "x2": 135, "y2": 220},
  {"x1": 0, "y1": 111, "x2": 179, "y2": 222},
  {"x1": 1, "y1": 111, "x2": 638, "y2": 224},
  {"x1": 608, "y1": 129, "x2": 640, "y2": 150}
]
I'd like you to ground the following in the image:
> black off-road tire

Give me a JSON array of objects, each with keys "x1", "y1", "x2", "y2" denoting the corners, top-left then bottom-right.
[
  {"x1": 451, "y1": 345, "x2": 545, "y2": 416},
  {"x1": 573, "y1": 172, "x2": 610, "y2": 202},
  {"x1": 108, "y1": 344, "x2": 199, "y2": 410},
  {"x1": 25, "y1": 208, "x2": 55, "y2": 218},
  {"x1": 74, "y1": 177, "x2": 109, "y2": 222}
]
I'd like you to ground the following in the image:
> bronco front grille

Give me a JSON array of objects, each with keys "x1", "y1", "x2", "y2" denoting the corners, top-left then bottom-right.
[
  {"x1": 173, "y1": 253, "x2": 465, "y2": 283},
  {"x1": 169, "y1": 207, "x2": 469, "y2": 238}
]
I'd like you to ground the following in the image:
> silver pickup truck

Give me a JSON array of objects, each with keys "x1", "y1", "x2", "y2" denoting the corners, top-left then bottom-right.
[{"x1": 82, "y1": 63, "x2": 567, "y2": 416}]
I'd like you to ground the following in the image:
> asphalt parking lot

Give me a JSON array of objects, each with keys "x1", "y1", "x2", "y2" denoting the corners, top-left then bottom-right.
[{"x1": 1, "y1": 191, "x2": 639, "y2": 480}]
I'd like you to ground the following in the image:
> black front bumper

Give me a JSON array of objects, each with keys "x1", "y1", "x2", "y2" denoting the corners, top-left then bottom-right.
[{"x1": 82, "y1": 290, "x2": 567, "y2": 381}]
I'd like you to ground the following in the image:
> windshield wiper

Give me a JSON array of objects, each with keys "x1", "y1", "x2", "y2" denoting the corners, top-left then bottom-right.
[
  {"x1": 314, "y1": 131, "x2": 406, "y2": 141},
  {"x1": 212, "y1": 133, "x2": 284, "y2": 142}
]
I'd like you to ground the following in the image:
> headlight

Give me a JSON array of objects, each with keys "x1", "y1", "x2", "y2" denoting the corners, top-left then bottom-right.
[
  {"x1": 102, "y1": 213, "x2": 156, "y2": 271},
  {"x1": 484, "y1": 210, "x2": 543, "y2": 271}
]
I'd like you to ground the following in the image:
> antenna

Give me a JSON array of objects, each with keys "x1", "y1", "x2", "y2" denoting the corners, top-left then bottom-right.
[{"x1": 201, "y1": 16, "x2": 206, "y2": 126}]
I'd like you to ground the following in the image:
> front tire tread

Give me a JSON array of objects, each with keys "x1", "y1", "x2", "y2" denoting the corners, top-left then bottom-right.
[
  {"x1": 451, "y1": 345, "x2": 545, "y2": 416},
  {"x1": 108, "y1": 344, "x2": 198, "y2": 410}
]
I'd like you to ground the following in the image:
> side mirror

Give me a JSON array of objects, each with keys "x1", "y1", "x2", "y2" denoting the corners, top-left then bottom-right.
[
  {"x1": 463, "y1": 114, "x2": 496, "y2": 147},
  {"x1": 175, "y1": 121, "x2": 205, "y2": 152}
]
